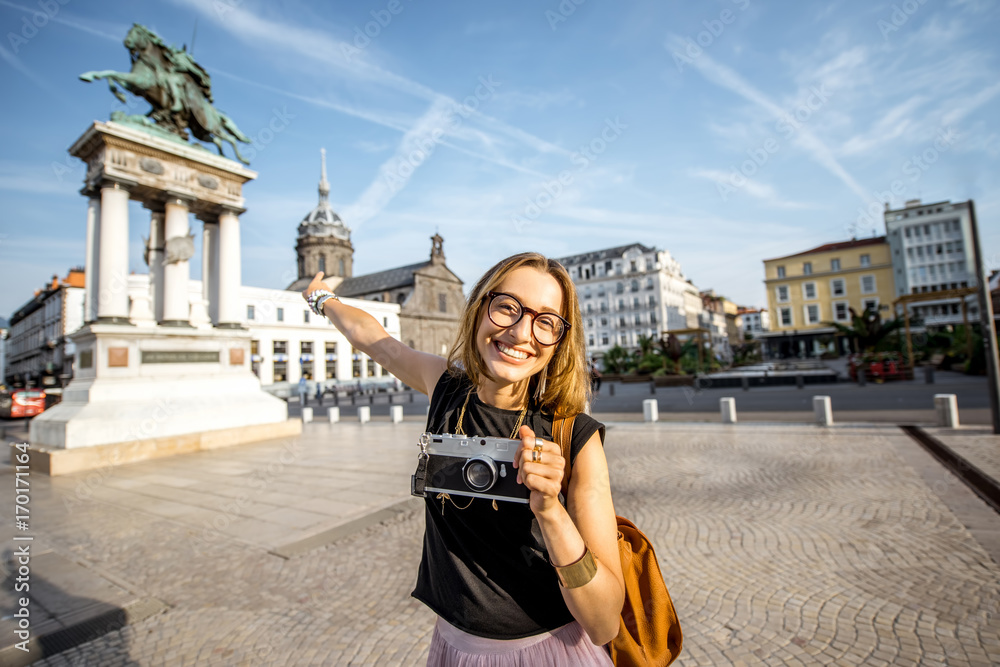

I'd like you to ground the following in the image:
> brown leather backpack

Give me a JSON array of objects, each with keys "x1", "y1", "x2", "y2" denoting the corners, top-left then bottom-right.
[{"x1": 553, "y1": 416, "x2": 683, "y2": 667}]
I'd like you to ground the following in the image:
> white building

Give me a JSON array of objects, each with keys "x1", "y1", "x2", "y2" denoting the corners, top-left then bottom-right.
[
  {"x1": 884, "y1": 198, "x2": 979, "y2": 327},
  {"x1": 555, "y1": 243, "x2": 703, "y2": 358},
  {"x1": 123, "y1": 275, "x2": 400, "y2": 393},
  {"x1": 5, "y1": 269, "x2": 86, "y2": 387},
  {"x1": 240, "y1": 284, "x2": 400, "y2": 389},
  {"x1": 739, "y1": 308, "x2": 770, "y2": 337}
]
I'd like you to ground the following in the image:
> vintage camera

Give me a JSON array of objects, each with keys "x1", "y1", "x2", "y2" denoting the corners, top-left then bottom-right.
[{"x1": 411, "y1": 432, "x2": 529, "y2": 504}]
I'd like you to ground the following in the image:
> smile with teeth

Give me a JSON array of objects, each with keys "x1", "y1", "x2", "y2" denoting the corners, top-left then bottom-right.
[{"x1": 495, "y1": 341, "x2": 530, "y2": 360}]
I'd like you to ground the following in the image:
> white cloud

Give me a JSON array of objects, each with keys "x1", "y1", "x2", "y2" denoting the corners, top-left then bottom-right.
[{"x1": 668, "y1": 36, "x2": 869, "y2": 202}]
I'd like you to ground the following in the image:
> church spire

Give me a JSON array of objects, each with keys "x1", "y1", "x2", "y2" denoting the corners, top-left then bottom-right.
[{"x1": 318, "y1": 147, "x2": 330, "y2": 204}]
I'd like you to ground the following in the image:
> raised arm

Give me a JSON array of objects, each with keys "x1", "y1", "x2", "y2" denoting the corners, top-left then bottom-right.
[{"x1": 303, "y1": 272, "x2": 447, "y2": 396}]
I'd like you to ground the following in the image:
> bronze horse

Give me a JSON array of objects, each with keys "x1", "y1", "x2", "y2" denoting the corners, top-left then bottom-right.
[{"x1": 81, "y1": 24, "x2": 252, "y2": 164}]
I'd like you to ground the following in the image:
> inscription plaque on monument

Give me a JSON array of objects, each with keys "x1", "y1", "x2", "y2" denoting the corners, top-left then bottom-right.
[{"x1": 141, "y1": 350, "x2": 220, "y2": 364}]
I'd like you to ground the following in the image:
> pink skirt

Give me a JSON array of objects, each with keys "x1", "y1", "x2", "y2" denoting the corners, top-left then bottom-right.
[{"x1": 426, "y1": 617, "x2": 614, "y2": 667}]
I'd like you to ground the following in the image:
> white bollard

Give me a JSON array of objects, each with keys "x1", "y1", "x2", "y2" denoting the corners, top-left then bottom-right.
[
  {"x1": 358, "y1": 406, "x2": 371, "y2": 424},
  {"x1": 813, "y1": 396, "x2": 833, "y2": 426},
  {"x1": 301, "y1": 407, "x2": 313, "y2": 423},
  {"x1": 327, "y1": 407, "x2": 340, "y2": 424},
  {"x1": 934, "y1": 394, "x2": 959, "y2": 428},
  {"x1": 390, "y1": 405, "x2": 404, "y2": 423},
  {"x1": 642, "y1": 399, "x2": 659, "y2": 423},
  {"x1": 720, "y1": 397, "x2": 737, "y2": 424}
]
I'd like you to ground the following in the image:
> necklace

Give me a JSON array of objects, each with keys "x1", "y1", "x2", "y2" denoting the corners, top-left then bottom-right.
[{"x1": 454, "y1": 388, "x2": 527, "y2": 439}]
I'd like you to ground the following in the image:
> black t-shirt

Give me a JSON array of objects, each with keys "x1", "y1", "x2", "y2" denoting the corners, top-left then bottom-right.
[{"x1": 411, "y1": 371, "x2": 606, "y2": 639}]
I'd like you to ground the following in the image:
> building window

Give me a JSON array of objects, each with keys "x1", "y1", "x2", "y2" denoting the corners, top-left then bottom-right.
[
  {"x1": 318, "y1": 254, "x2": 326, "y2": 273},
  {"x1": 634, "y1": 314, "x2": 642, "y2": 325},
  {"x1": 304, "y1": 310, "x2": 310, "y2": 324},
  {"x1": 600, "y1": 302, "x2": 607, "y2": 313},
  {"x1": 863, "y1": 298, "x2": 879, "y2": 312},
  {"x1": 777, "y1": 286, "x2": 789, "y2": 302},
  {"x1": 620, "y1": 334, "x2": 628, "y2": 344},
  {"x1": 804, "y1": 304, "x2": 820, "y2": 324},
  {"x1": 339, "y1": 258, "x2": 346, "y2": 276},
  {"x1": 586, "y1": 303, "x2": 593, "y2": 314},
  {"x1": 439, "y1": 293, "x2": 447, "y2": 313},
  {"x1": 600, "y1": 317, "x2": 608, "y2": 327},
  {"x1": 860, "y1": 254, "x2": 871, "y2": 267},
  {"x1": 616, "y1": 282, "x2": 624, "y2": 294},
  {"x1": 601, "y1": 333, "x2": 609, "y2": 345},
  {"x1": 803, "y1": 282, "x2": 817, "y2": 300},
  {"x1": 646, "y1": 258, "x2": 654, "y2": 271},
  {"x1": 831, "y1": 279, "x2": 845, "y2": 297},
  {"x1": 325, "y1": 342, "x2": 338, "y2": 379},
  {"x1": 648, "y1": 295, "x2": 656, "y2": 306},
  {"x1": 588, "y1": 335, "x2": 595, "y2": 346},
  {"x1": 780, "y1": 307, "x2": 792, "y2": 327},
  {"x1": 834, "y1": 302, "x2": 849, "y2": 322},
  {"x1": 618, "y1": 317, "x2": 626, "y2": 327},
  {"x1": 831, "y1": 258, "x2": 841, "y2": 271},
  {"x1": 630, "y1": 260, "x2": 638, "y2": 272},
  {"x1": 247, "y1": 305, "x2": 255, "y2": 320},
  {"x1": 803, "y1": 262, "x2": 812, "y2": 275},
  {"x1": 352, "y1": 346, "x2": 362, "y2": 378},
  {"x1": 777, "y1": 266, "x2": 786, "y2": 278},
  {"x1": 633, "y1": 297, "x2": 640, "y2": 308},
  {"x1": 645, "y1": 277, "x2": 654, "y2": 290},
  {"x1": 630, "y1": 280, "x2": 639, "y2": 292},
  {"x1": 861, "y1": 275, "x2": 876, "y2": 294},
  {"x1": 277, "y1": 307, "x2": 284, "y2": 322}
]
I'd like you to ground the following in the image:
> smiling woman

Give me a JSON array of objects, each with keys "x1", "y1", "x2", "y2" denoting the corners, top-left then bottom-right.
[{"x1": 303, "y1": 252, "x2": 624, "y2": 666}]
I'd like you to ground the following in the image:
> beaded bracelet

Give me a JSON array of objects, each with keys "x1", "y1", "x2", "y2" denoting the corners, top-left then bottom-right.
[{"x1": 307, "y1": 289, "x2": 339, "y2": 316}]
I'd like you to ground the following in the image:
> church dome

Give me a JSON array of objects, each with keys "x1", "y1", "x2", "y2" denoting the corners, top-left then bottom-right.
[{"x1": 298, "y1": 148, "x2": 350, "y2": 240}]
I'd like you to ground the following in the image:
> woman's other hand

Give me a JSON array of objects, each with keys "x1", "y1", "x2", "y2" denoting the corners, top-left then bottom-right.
[
  {"x1": 302, "y1": 272, "x2": 335, "y2": 302},
  {"x1": 513, "y1": 424, "x2": 565, "y2": 516}
]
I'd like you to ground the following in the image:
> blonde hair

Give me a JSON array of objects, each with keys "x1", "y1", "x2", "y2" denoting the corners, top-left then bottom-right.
[{"x1": 446, "y1": 252, "x2": 590, "y2": 418}]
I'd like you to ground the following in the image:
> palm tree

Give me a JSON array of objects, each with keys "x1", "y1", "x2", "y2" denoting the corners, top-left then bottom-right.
[
  {"x1": 827, "y1": 305, "x2": 903, "y2": 353},
  {"x1": 602, "y1": 344, "x2": 633, "y2": 374}
]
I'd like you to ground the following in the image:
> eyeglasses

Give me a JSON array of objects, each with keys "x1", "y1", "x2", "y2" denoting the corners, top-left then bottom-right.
[{"x1": 483, "y1": 291, "x2": 570, "y2": 346}]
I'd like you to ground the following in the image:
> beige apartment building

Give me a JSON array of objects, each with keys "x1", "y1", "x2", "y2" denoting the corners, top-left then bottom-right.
[{"x1": 760, "y1": 237, "x2": 896, "y2": 358}]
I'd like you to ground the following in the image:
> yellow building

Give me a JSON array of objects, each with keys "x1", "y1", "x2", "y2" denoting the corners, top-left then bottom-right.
[{"x1": 760, "y1": 237, "x2": 896, "y2": 358}]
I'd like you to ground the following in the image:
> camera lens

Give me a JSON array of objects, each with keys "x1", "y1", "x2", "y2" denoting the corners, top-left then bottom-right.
[{"x1": 463, "y1": 456, "x2": 497, "y2": 491}]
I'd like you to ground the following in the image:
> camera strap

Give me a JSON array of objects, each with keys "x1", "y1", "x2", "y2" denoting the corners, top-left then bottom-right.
[{"x1": 411, "y1": 439, "x2": 429, "y2": 497}]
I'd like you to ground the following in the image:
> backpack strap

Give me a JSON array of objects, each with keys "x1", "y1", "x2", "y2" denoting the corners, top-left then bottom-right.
[{"x1": 552, "y1": 415, "x2": 577, "y2": 501}]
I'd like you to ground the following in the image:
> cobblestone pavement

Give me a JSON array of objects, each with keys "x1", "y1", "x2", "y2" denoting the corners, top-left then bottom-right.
[
  {"x1": 9, "y1": 422, "x2": 1000, "y2": 666},
  {"x1": 924, "y1": 426, "x2": 1000, "y2": 485}
]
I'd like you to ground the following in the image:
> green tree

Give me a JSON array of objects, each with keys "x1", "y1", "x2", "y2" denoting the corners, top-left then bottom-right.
[
  {"x1": 827, "y1": 305, "x2": 903, "y2": 353},
  {"x1": 602, "y1": 344, "x2": 633, "y2": 374}
]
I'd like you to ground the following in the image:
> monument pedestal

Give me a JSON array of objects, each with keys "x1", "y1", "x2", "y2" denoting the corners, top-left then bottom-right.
[{"x1": 27, "y1": 324, "x2": 300, "y2": 474}]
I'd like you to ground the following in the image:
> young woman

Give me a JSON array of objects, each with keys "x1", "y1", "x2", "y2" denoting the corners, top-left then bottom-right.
[{"x1": 303, "y1": 252, "x2": 624, "y2": 665}]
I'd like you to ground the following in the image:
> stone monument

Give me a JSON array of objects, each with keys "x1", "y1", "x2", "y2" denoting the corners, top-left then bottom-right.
[{"x1": 27, "y1": 24, "x2": 299, "y2": 475}]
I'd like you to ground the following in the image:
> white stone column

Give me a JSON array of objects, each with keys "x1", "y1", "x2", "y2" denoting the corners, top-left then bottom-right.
[
  {"x1": 147, "y1": 208, "x2": 166, "y2": 323},
  {"x1": 162, "y1": 195, "x2": 193, "y2": 326},
  {"x1": 83, "y1": 196, "x2": 101, "y2": 323},
  {"x1": 217, "y1": 207, "x2": 243, "y2": 328},
  {"x1": 97, "y1": 181, "x2": 131, "y2": 323},
  {"x1": 202, "y1": 220, "x2": 220, "y2": 324}
]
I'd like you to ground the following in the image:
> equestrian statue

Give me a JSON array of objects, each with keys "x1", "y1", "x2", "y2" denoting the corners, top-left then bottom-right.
[{"x1": 80, "y1": 24, "x2": 252, "y2": 165}]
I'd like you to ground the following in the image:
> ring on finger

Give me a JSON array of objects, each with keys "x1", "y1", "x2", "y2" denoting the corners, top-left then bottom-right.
[
  {"x1": 534, "y1": 439, "x2": 544, "y2": 453},
  {"x1": 531, "y1": 450, "x2": 541, "y2": 463}
]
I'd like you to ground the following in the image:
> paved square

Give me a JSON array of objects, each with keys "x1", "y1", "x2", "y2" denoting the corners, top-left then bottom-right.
[{"x1": 6, "y1": 422, "x2": 999, "y2": 665}]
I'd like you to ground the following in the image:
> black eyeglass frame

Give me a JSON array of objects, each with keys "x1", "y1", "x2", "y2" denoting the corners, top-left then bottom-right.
[{"x1": 483, "y1": 291, "x2": 571, "y2": 347}]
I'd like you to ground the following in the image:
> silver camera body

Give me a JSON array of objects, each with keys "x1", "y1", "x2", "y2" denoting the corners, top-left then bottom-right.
[{"x1": 415, "y1": 432, "x2": 529, "y2": 504}]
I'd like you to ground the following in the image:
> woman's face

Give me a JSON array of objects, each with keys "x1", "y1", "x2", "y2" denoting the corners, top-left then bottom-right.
[{"x1": 476, "y1": 266, "x2": 565, "y2": 389}]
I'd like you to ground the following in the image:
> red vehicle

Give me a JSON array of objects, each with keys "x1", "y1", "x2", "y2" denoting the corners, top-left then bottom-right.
[{"x1": 0, "y1": 389, "x2": 47, "y2": 419}]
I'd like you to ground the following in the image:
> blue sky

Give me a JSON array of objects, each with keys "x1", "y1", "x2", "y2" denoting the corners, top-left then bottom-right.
[{"x1": 1, "y1": 0, "x2": 999, "y2": 320}]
